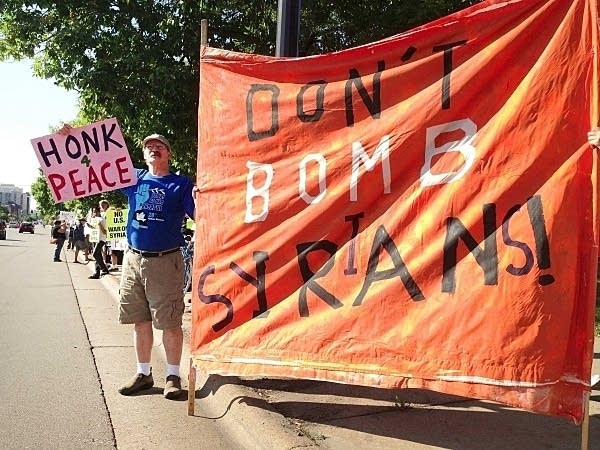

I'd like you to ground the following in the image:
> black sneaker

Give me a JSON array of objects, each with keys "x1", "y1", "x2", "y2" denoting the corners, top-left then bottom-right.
[
  {"x1": 88, "y1": 274, "x2": 100, "y2": 279},
  {"x1": 164, "y1": 375, "x2": 183, "y2": 400},
  {"x1": 119, "y1": 372, "x2": 154, "y2": 396}
]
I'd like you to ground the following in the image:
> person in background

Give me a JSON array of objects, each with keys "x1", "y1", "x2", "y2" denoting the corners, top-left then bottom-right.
[
  {"x1": 67, "y1": 222, "x2": 75, "y2": 250},
  {"x1": 84, "y1": 215, "x2": 93, "y2": 260},
  {"x1": 51, "y1": 220, "x2": 67, "y2": 262},
  {"x1": 88, "y1": 206, "x2": 110, "y2": 279},
  {"x1": 99, "y1": 199, "x2": 110, "y2": 215},
  {"x1": 59, "y1": 124, "x2": 196, "y2": 400},
  {"x1": 99, "y1": 199, "x2": 120, "y2": 271},
  {"x1": 99, "y1": 200, "x2": 112, "y2": 266},
  {"x1": 106, "y1": 242, "x2": 120, "y2": 271},
  {"x1": 109, "y1": 242, "x2": 124, "y2": 271},
  {"x1": 72, "y1": 217, "x2": 89, "y2": 263}
]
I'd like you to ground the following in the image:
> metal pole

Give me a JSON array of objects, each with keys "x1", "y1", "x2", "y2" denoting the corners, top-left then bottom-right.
[
  {"x1": 200, "y1": 19, "x2": 208, "y2": 47},
  {"x1": 275, "y1": 0, "x2": 301, "y2": 57}
]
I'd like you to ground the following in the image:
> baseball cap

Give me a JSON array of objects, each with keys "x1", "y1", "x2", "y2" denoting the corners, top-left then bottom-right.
[{"x1": 142, "y1": 133, "x2": 171, "y2": 151}]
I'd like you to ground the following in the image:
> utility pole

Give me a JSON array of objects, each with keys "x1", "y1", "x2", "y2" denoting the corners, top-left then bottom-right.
[{"x1": 275, "y1": 0, "x2": 301, "y2": 57}]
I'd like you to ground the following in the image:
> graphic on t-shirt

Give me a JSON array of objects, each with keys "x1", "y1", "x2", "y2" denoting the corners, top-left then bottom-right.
[
  {"x1": 143, "y1": 187, "x2": 166, "y2": 212},
  {"x1": 133, "y1": 183, "x2": 166, "y2": 228},
  {"x1": 135, "y1": 184, "x2": 150, "y2": 205},
  {"x1": 135, "y1": 210, "x2": 147, "y2": 224}
]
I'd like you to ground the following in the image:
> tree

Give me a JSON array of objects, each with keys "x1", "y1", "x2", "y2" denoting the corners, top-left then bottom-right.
[
  {"x1": 1, "y1": 0, "x2": 481, "y2": 184},
  {"x1": 298, "y1": 1, "x2": 481, "y2": 54},
  {"x1": 0, "y1": 205, "x2": 8, "y2": 222},
  {"x1": 31, "y1": 169, "x2": 62, "y2": 223}
]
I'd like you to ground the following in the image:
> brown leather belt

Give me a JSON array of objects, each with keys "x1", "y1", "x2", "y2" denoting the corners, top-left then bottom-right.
[{"x1": 128, "y1": 246, "x2": 180, "y2": 257}]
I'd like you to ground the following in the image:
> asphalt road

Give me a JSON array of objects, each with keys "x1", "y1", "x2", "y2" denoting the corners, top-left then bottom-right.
[{"x1": 0, "y1": 225, "x2": 114, "y2": 448}]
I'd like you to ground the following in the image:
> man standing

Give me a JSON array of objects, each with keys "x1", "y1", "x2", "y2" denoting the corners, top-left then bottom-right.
[
  {"x1": 116, "y1": 133, "x2": 195, "y2": 400},
  {"x1": 67, "y1": 223, "x2": 75, "y2": 250},
  {"x1": 51, "y1": 220, "x2": 67, "y2": 262},
  {"x1": 72, "y1": 217, "x2": 89, "y2": 263},
  {"x1": 88, "y1": 206, "x2": 110, "y2": 279}
]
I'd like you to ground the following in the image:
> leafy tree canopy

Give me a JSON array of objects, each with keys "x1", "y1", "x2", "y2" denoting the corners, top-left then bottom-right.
[{"x1": 0, "y1": 205, "x2": 9, "y2": 222}]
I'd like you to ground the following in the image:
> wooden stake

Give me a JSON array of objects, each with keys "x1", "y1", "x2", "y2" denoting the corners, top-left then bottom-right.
[
  {"x1": 581, "y1": 390, "x2": 590, "y2": 450},
  {"x1": 189, "y1": 19, "x2": 207, "y2": 417},
  {"x1": 187, "y1": 357, "x2": 196, "y2": 416}
]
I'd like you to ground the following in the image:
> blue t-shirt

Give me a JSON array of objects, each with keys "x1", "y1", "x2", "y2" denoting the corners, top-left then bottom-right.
[{"x1": 122, "y1": 168, "x2": 195, "y2": 251}]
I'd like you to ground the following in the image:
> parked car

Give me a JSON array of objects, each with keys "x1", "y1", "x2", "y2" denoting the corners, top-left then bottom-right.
[
  {"x1": 0, "y1": 221, "x2": 5, "y2": 240},
  {"x1": 19, "y1": 222, "x2": 34, "y2": 234}
]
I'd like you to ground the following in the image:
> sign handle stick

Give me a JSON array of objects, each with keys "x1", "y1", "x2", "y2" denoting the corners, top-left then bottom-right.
[
  {"x1": 581, "y1": 390, "x2": 590, "y2": 450},
  {"x1": 188, "y1": 357, "x2": 196, "y2": 416}
]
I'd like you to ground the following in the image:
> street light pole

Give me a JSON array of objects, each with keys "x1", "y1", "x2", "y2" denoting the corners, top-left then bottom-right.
[{"x1": 275, "y1": 0, "x2": 301, "y2": 57}]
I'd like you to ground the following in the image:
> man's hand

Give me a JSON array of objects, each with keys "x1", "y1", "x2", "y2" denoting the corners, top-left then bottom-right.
[
  {"x1": 588, "y1": 128, "x2": 600, "y2": 148},
  {"x1": 57, "y1": 123, "x2": 74, "y2": 136}
]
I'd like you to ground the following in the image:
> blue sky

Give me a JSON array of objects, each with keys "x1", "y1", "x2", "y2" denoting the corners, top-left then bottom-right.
[{"x1": 0, "y1": 59, "x2": 78, "y2": 193}]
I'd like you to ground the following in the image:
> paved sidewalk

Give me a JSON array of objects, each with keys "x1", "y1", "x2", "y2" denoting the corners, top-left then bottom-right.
[{"x1": 78, "y1": 258, "x2": 600, "y2": 449}]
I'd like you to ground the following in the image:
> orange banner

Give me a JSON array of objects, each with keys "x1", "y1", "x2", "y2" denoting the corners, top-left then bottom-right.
[{"x1": 192, "y1": 0, "x2": 599, "y2": 423}]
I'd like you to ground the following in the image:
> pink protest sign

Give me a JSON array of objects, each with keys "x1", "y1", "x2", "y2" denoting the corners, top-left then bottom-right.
[{"x1": 31, "y1": 118, "x2": 137, "y2": 203}]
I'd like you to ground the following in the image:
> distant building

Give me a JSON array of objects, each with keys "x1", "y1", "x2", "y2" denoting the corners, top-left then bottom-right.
[{"x1": 0, "y1": 184, "x2": 31, "y2": 217}]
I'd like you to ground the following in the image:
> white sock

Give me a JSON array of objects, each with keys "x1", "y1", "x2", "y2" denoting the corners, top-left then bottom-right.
[
  {"x1": 137, "y1": 362, "x2": 151, "y2": 376},
  {"x1": 166, "y1": 364, "x2": 180, "y2": 377}
]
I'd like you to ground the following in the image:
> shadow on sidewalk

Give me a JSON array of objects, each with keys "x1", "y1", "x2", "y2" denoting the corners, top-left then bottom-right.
[
  {"x1": 194, "y1": 375, "x2": 600, "y2": 448},
  {"x1": 197, "y1": 375, "x2": 465, "y2": 405}
]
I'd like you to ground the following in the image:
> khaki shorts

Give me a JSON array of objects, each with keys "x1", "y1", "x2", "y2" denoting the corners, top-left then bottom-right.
[{"x1": 118, "y1": 248, "x2": 185, "y2": 330}]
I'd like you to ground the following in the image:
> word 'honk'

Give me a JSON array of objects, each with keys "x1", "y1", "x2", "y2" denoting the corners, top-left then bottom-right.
[{"x1": 35, "y1": 123, "x2": 123, "y2": 168}]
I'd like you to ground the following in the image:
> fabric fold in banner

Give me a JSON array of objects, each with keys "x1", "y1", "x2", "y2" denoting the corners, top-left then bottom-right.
[{"x1": 192, "y1": 0, "x2": 600, "y2": 423}]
